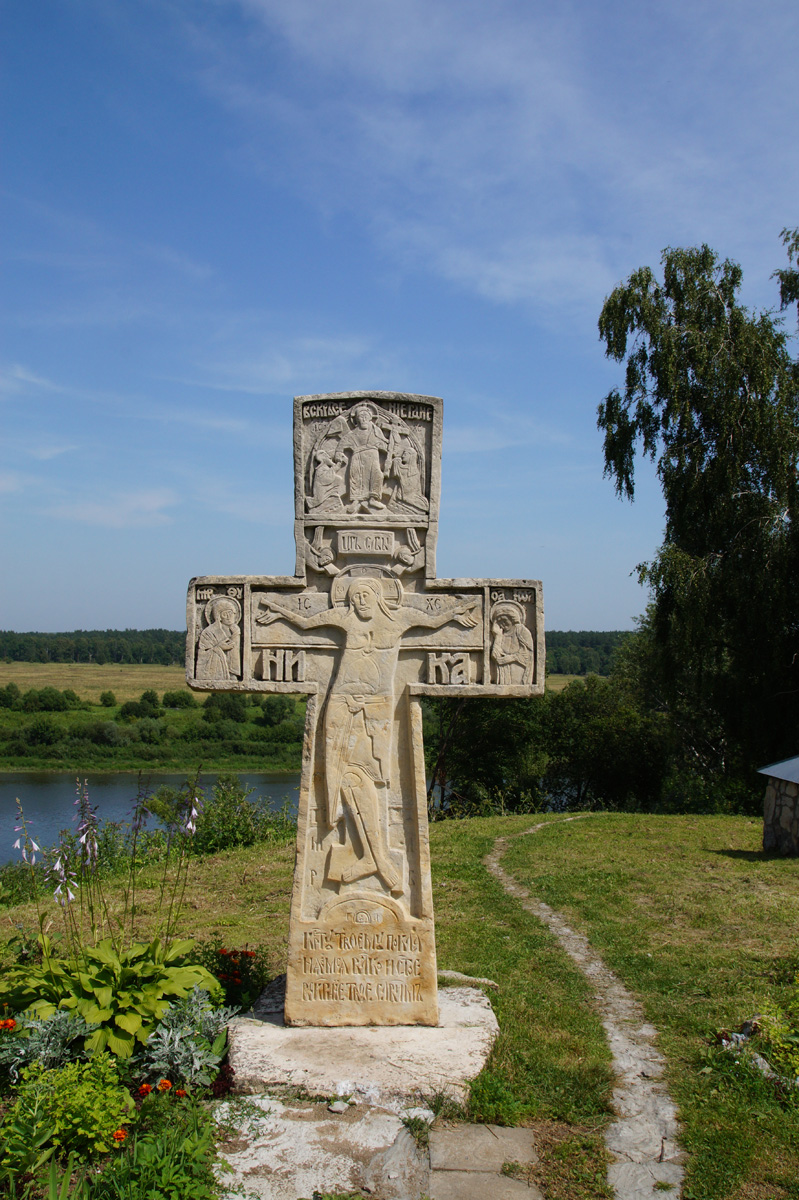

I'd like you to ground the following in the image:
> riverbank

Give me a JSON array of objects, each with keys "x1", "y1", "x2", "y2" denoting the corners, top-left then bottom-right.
[{"x1": 0, "y1": 680, "x2": 305, "y2": 773}]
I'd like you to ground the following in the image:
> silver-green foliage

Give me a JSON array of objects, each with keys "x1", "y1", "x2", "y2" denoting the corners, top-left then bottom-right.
[
  {"x1": 0, "y1": 1009, "x2": 96, "y2": 1082},
  {"x1": 131, "y1": 987, "x2": 238, "y2": 1086}
]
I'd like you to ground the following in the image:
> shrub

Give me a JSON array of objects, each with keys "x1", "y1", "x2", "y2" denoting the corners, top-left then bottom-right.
[
  {"x1": 5, "y1": 1054, "x2": 134, "y2": 1160},
  {"x1": 163, "y1": 690, "x2": 198, "y2": 709},
  {"x1": 87, "y1": 720, "x2": 129, "y2": 747},
  {"x1": 99, "y1": 690, "x2": 116, "y2": 708},
  {"x1": 25, "y1": 716, "x2": 61, "y2": 746},
  {"x1": 192, "y1": 775, "x2": 295, "y2": 854},
  {"x1": 118, "y1": 700, "x2": 144, "y2": 719},
  {"x1": 203, "y1": 693, "x2": 248, "y2": 723},
  {"x1": 259, "y1": 694, "x2": 295, "y2": 726},
  {"x1": 23, "y1": 687, "x2": 69, "y2": 712},
  {"x1": 194, "y1": 943, "x2": 274, "y2": 1009},
  {"x1": 0, "y1": 682, "x2": 20, "y2": 708},
  {"x1": 132, "y1": 717, "x2": 165, "y2": 744}
]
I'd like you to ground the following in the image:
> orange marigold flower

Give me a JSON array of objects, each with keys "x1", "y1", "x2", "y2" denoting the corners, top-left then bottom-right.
[
  {"x1": 157, "y1": 1079, "x2": 172, "y2": 1091},
  {"x1": 175, "y1": 1088, "x2": 187, "y2": 1097},
  {"x1": 0, "y1": 1019, "x2": 16, "y2": 1031},
  {"x1": 112, "y1": 1129, "x2": 127, "y2": 1142},
  {"x1": 138, "y1": 1083, "x2": 152, "y2": 1096},
  {"x1": 244, "y1": 950, "x2": 256, "y2": 958}
]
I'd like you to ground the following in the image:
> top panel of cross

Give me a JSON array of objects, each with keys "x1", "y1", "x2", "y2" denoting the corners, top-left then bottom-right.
[{"x1": 294, "y1": 392, "x2": 442, "y2": 581}]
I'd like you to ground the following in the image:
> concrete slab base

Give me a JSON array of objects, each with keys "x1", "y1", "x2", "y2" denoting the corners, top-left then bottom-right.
[
  {"x1": 227, "y1": 985, "x2": 499, "y2": 1107},
  {"x1": 214, "y1": 1095, "x2": 428, "y2": 1200},
  {"x1": 428, "y1": 1125, "x2": 542, "y2": 1200}
]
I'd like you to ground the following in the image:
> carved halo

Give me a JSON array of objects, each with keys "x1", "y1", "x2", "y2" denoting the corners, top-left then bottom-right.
[
  {"x1": 490, "y1": 600, "x2": 525, "y2": 626},
  {"x1": 330, "y1": 564, "x2": 403, "y2": 610},
  {"x1": 204, "y1": 595, "x2": 242, "y2": 625}
]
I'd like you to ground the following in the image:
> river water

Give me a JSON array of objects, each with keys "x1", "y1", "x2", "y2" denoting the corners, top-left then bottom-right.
[{"x1": 1, "y1": 771, "x2": 301, "y2": 863}]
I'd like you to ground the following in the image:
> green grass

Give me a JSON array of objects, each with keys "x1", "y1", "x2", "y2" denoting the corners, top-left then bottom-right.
[
  {"x1": 4, "y1": 812, "x2": 798, "y2": 1198},
  {"x1": 501, "y1": 813, "x2": 799, "y2": 1199}
]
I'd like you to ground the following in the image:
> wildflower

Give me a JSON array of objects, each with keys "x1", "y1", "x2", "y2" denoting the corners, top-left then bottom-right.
[
  {"x1": 157, "y1": 1079, "x2": 172, "y2": 1091},
  {"x1": 0, "y1": 1019, "x2": 17, "y2": 1031},
  {"x1": 112, "y1": 1129, "x2": 127, "y2": 1142},
  {"x1": 175, "y1": 1088, "x2": 187, "y2": 1098},
  {"x1": 75, "y1": 779, "x2": 99, "y2": 866},
  {"x1": 138, "y1": 1083, "x2": 152, "y2": 1096}
]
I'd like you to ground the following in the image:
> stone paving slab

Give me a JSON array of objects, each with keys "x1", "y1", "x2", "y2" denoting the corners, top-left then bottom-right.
[
  {"x1": 428, "y1": 1170, "x2": 543, "y2": 1200},
  {"x1": 429, "y1": 1124, "x2": 538, "y2": 1172},
  {"x1": 228, "y1": 986, "x2": 499, "y2": 1107}
]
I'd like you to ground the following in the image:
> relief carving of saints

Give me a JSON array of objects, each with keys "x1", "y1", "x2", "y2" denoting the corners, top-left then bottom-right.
[
  {"x1": 490, "y1": 601, "x2": 533, "y2": 685},
  {"x1": 256, "y1": 572, "x2": 478, "y2": 894},
  {"x1": 196, "y1": 597, "x2": 242, "y2": 681},
  {"x1": 306, "y1": 402, "x2": 429, "y2": 518}
]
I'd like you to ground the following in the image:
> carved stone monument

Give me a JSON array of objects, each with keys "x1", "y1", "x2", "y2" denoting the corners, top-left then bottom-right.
[{"x1": 187, "y1": 392, "x2": 544, "y2": 1027}]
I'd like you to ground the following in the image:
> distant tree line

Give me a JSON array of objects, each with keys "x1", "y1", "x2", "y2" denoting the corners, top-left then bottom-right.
[
  {"x1": 0, "y1": 630, "x2": 185, "y2": 665},
  {"x1": 1, "y1": 629, "x2": 625, "y2": 675},
  {"x1": 545, "y1": 631, "x2": 627, "y2": 676}
]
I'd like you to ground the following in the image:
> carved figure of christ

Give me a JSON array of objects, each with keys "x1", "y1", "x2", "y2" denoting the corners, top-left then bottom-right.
[{"x1": 256, "y1": 576, "x2": 479, "y2": 895}]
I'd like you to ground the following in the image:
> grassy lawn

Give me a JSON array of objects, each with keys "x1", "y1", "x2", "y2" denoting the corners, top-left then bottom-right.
[
  {"x1": 0, "y1": 663, "x2": 189, "y2": 702},
  {"x1": 3, "y1": 812, "x2": 797, "y2": 1198},
  {"x1": 501, "y1": 813, "x2": 799, "y2": 1198}
]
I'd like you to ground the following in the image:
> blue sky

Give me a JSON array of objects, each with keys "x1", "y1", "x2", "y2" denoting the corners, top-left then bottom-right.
[{"x1": 2, "y1": 0, "x2": 797, "y2": 632}]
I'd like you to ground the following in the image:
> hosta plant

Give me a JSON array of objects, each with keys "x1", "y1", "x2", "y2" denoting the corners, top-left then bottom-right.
[{"x1": 0, "y1": 936, "x2": 220, "y2": 1058}]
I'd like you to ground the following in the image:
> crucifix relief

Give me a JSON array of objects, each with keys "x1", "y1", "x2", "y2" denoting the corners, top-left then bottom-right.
[{"x1": 187, "y1": 392, "x2": 544, "y2": 1027}]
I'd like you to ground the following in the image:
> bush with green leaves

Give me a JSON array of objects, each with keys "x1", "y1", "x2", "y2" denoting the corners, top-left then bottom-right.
[
  {"x1": 191, "y1": 775, "x2": 295, "y2": 855},
  {"x1": 0, "y1": 936, "x2": 221, "y2": 1058},
  {"x1": 4, "y1": 1054, "x2": 134, "y2": 1161},
  {"x1": 131, "y1": 987, "x2": 237, "y2": 1086},
  {"x1": 0, "y1": 1008, "x2": 96, "y2": 1082},
  {"x1": 193, "y1": 941, "x2": 274, "y2": 1009},
  {"x1": 99, "y1": 690, "x2": 117, "y2": 707},
  {"x1": 162, "y1": 689, "x2": 198, "y2": 708},
  {"x1": 89, "y1": 1092, "x2": 220, "y2": 1200}
]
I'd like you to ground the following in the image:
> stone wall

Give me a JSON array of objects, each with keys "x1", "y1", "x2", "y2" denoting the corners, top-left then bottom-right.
[{"x1": 763, "y1": 777, "x2": 799, "y2": 854}]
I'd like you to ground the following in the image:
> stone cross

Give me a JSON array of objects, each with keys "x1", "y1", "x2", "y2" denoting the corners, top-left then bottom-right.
[{"x1": 187, "y1": 392, "x2": 544, "y2": 1027}]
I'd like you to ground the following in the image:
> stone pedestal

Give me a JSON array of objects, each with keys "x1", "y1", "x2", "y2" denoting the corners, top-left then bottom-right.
[{"x1": 226, "y1": 986, "x2": 499, "y2": 1106}]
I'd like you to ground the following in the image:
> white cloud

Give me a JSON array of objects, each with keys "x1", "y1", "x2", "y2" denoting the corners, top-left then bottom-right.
[
  {"x1": 44, "y1": 488, "x2": 179, "y2": 528},
  {"x1": 178, "y1": 0, "x2": 799, "y2": 316}
]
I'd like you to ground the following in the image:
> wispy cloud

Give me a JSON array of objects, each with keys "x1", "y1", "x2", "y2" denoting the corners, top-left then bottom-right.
[
  {"x1": 178, "y1": 0, "x2": 799, "y2": 315},
  {"x1": 44, "y1": 488, "x2": 179, "y2": 528}
]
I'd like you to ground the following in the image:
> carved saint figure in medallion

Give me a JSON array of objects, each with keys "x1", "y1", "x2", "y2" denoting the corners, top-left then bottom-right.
[{"x1": 256, "y1": 571, "x2": 479, "y2": 894}]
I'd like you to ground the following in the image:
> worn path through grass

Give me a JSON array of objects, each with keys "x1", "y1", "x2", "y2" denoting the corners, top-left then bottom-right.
[{"x1": 501, "y1": 813, "x2": 799, "y2": 1199}]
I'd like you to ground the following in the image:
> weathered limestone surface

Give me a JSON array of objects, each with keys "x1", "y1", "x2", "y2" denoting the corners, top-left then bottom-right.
[
  {"x1": 763, "y1": 777, "x2": 799, "y2": 854},
  {"x1": 187, "y1": 392, "x2": 544, "y2": 1025},
  {"x1": 227, "y1": 985, "x2": 499, "y2": 1103}
]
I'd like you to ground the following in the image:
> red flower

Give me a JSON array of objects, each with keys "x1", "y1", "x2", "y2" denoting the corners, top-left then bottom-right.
[
  {"x1": 138, "y1": 1083, "x2": 152, "y2": 1096},
  {"x1": 175, "y1": 1088, "x2": 187, "y2": 1097},
  {"x1": 0, "y1": 1019, "x2": 17, "y2": 1031},
  {"x1": 157, "y1": 1079, "x2": 172, "y2": 1091},
  {"x1": 244, "y1": 950, "x2": 257, "y2": 958},
  {"x1": 112, "y1": 1129, "x2": 127, "y2": 1142},
  {"x1": 219, "y1": 948, "x2": 229, "y2": 956}
]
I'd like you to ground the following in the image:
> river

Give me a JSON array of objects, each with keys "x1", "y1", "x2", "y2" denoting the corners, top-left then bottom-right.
[{"x1": 1, "y1": 771, "x2": 301, "y2": 863}]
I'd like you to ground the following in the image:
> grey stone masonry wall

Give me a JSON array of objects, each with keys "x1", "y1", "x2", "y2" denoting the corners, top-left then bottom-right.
[{"x1": 763, "y1": 777, "x2": 799, "y2": 854}]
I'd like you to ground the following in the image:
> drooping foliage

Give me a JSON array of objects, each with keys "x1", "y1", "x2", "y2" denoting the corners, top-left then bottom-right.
[{"x1": 597, "y1": 234, "x2": 799, "y2": 789}]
